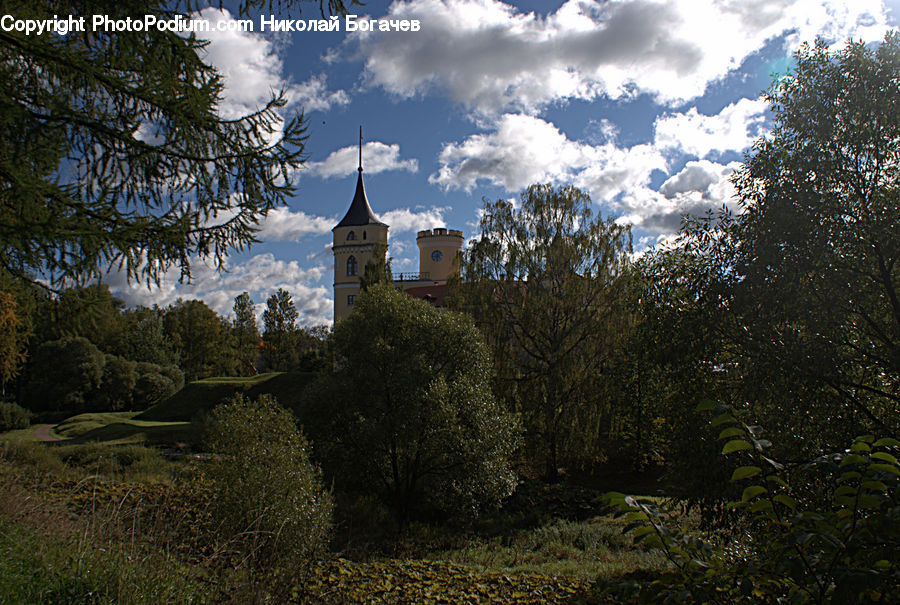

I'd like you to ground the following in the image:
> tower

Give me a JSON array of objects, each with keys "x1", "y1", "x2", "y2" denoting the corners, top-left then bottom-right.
[
  {"x1": 332, "y1": 128, "x2": 388, "y2": 322},
  {"x1": 416, "y1": 228, "x2": 464, "y2": 281}
]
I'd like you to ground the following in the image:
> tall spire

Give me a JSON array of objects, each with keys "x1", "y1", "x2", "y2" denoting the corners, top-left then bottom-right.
[
  {"x1": 358, "y1": 125, "x2": 363, "y2": 173},
  {"x1": 334, "y1": 126, "x2": 386, "y2": 229}
]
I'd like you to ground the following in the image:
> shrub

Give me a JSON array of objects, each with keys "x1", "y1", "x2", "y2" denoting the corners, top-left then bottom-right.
[
  {"x1": 203, "y1": 393, "x2": 331, "y2": 594},
  {"x1": 598, "y1": 404, "x2": 900, "y2": 604},
  {"x1": 306, "y1": 284, "x2": 518, "y2": 523},
  {"x1": 0, "y1": 400, "x2": 30, "y2": 431},
  {"x1": 132, "y1": 362, "x2": 179, "y2": 409},
  {"x1": 89, "y1": 354, "x2": 137, "y2": 411}
]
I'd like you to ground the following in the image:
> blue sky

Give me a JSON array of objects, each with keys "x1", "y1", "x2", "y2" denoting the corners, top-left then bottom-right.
[{"x1": 105, "y1": 0, "x2": 900, "y2": 325}]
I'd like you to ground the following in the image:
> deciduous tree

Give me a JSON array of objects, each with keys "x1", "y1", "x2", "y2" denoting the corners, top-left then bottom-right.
[
  {"x1": 457, "y1": 184, "x2": 631, "y2": 478},
  {"x1": 308, "y1": 284, "x2": 518, "y2": 522},
  {"x1": 231, "y1": 292, "x2": 260, "y2": 376},
  {"x1": 262, "y1": 288, "x2": 298, "y2": 371}
]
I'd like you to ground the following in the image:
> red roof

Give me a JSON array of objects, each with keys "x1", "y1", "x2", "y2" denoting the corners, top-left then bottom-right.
[{"x1": 403, "y1": 284, "x2": 449, "y2": 307}]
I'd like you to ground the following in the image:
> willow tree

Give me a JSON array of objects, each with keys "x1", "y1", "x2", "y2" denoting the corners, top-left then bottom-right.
[
  {"x1": 458, "y1": 184, "x2": 632, "y2": 478},
  {"x1": 0, "y1": 0, "x2": 350, "y2": 287}
]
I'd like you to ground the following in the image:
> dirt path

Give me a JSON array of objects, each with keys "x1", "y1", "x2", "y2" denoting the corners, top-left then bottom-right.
[{"x1": 33, "y1": 424, "x2": 61, "y2": 442}]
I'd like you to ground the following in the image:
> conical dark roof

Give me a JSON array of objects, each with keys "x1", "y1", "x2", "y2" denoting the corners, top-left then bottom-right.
[{"x1": 334, "y1": 169, "x2": 387, "y2": 229}]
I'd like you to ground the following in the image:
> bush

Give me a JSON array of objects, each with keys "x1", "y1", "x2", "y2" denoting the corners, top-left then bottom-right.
[
  {"x1": 597, "y1": 404, "x2": 900, "y2": 604},
  {"x1": 306, "y1": 284, "x2": 518, "y2": 523},
  {"x1": 89, "y1": 354, "x2": 137, "y2": 411},
  {"x1": 0, "y1": 400, "x2": 30, "y2": 431},
  {"x1": 132, "y1": 362, "x2": 180, "y2": 409},
  {"x1": 203, "y1": 393, "x2": 331, "y2": 595}
]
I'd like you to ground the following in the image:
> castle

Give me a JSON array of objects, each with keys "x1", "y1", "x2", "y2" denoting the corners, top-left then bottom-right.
[{"x1": 332, "y1": 137, "x2": 463, "y2": 321}]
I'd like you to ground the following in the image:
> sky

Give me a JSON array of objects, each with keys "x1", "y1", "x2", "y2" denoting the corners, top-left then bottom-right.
[{"x1": 104, "y1": 0, "x2": 900, "y2": 326}]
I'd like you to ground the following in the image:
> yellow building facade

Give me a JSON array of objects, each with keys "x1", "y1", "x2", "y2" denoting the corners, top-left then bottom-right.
[{"x1": 332, "y1": 163, "x2": 463, "y2": 322}]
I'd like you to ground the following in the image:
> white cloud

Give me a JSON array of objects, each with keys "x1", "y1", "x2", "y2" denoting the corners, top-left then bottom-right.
[
  {"x1": 430, "y1": 113, "x2": 666, "y2": 204},
  {"x1": 345, "y1": 0, "x2": 890, "y2": 115},
  {"x1": 305, "y1": 141, "x2": 419, "y2": 178},
  {"x1": 290, "y1": 73, "x2": 350, "y2": 112},
  {"x1": 259, "y1": 207, "x2": 335, "y2": 242},
  {"x1": 382, "y1": 207, "x2": 447, "y2": 233},
  {"x1": 618, "y1": 160, "x2": 741, "y2": 232},
  {"x1": 430, "y1": 111, "x2": 755, "y2": 234},
  {"x1": 105, "y1": 253, "x2": 332, "y2": 326},
  {"x1": 654, "y1": 98, "x2": 769, "y2": 158},
  {"x1": 192, "y1": 8, "x2": 347, "y2": 118}
]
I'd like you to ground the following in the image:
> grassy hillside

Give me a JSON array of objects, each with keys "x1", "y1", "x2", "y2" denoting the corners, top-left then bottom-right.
[
  {"x1": 137, "y1": 371, "x2": 318, "y2": 422},
  {"x1": 52, "y1": 412, "x2": 193, "y2": 446}
]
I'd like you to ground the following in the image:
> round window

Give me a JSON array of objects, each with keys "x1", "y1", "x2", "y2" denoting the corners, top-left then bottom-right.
[{"x1": 431, "y1": 250, "x2": 443, "y2": 262}]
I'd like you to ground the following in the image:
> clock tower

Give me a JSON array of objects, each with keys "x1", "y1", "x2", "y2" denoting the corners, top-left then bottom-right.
[{"x1": 416, "y1": 228, "x2": 464, "y2": 282}]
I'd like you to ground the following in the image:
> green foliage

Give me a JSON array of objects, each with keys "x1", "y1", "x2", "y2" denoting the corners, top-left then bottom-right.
[
  {"x1": 261, "y1": 287, "x2": 300, "y2": 371},
  {"x1": 304, "y1": 558, "x2": 590, "y2": 604},
  {"x1": 457, "y1": 184, "x2": 631, "y2": 477},
  {"x1": 203, "y1": 393, "x2": 332, "y2": 586},
  {"x1": 0, "y1": 400, "x2": 30, "y2": 431},
  {"x1": 635, "y1": 35, "x2": 900, "y2": 505},
  {"x1": 727, "y1": 33, "x2": 900, "y2": 446},
  {"x1": 22, "y1": 336, "x2": 105, "y2": 413},
  {"x1": 0, "y1": 275, "x2": 32, "y2": 388},
  {"x1": 231, "y1": 291, "x2": 260, "y2": 376},
  {"x1": 598, "y1": 406, "x2": 900, "y2": 604},
  {"x1": 359, "y1": 242, "x2": 393, "y2": 291},
  {"x1": 34, "y1": 284, "x2": 125, "y2": 351},
  {"x1": 90, "y1": 354, "x2": 138, "y2": 411},
  {"x1": 0, "y1": 0, "x2": 324, "y2": 288},
  {"x1": 119, "y1": 307, "x2": 177, "y2": 366},
  {"x1": 308, "y1": 283, "x2": 518, "y2": 522},
  {"x1": 164, "y1": 299, "x2": 232, "y2": 381}
]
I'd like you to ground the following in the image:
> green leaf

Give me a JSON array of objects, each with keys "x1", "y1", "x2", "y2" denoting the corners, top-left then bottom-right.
[
  {"x1": 723, "y1": 439, "x2": 752, "y2": 454},
  {"x1": 861, "y1": 480, "x2": 888, "y2": 493},
  {"x1": 695, "y1": 399, "x2": 716, "y2": 412},
  {"x1": 741, "y1": 485, "x2": 767, "y2": 502},
  {"x1": 870, "y1": 452, "x2": 898, "y2": 465},
  {"x1": 718, "y1": 427, "x2": 744, "y2": 440},
  {"x1": 838, "y1": 471, "x2": 862, "y2": 483},
  {"x1": 858, "y1": 494, "x2": 883, "y2": 509},
  {"x1": 730, "y1": 466, "x2": 762, "y2": 481},
  {"x1": 850, "y1": 441, "x2": 871, "y2": 453},
  {"x1": 839, "y1": 454, "x2": 867, "y2": 467},
  {"x1": 872, "y1": 437, "x2": 900, "y2": 448},
  {"x1": 766, "y1": 474, "x2": 788, "y2": 488},
  {"x1": 710, "y1": 414, "x2": 737, "y2": 427},
  {"x1": 869, "y1": 463, "x2": 900, "y2": 476},
  {"x1": 834, "y1": 485, "x2": 857, "y2": 498},
  {"x1": 773, "y1": 494, "x2": 797, "y2": 512},
  {"x1": 750, "y1": 499, "x2": 773, "y2": 513}
]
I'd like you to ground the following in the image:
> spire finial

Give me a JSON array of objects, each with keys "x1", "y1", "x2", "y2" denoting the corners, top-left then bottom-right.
[{"x1": 358, "y1": 125, "x2": 363, "y2": 173}]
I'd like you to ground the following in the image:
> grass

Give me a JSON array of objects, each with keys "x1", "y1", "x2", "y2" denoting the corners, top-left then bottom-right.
[
  {"x1": 52, "y1": 412, "x2": 194, "y2": 446},
  {"x1": 432, "y1": 517, "x2": 669, "y2": 581},
  {"x1": 0, "y1": 425, "x2": 39, "y2": 443},
  {"x1": 0, "y1": 436, "x2": 678, "y2": 604},
  {"x1": 137, "y1": 371, "x2": 317, "y2": 422}
]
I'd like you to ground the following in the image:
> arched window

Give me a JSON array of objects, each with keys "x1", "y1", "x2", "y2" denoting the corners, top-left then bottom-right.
[
  {"x1": 347, "y1": 231, "x2": 356, "y2": 241},
  {"x1": 347, "y1": 255, "x2": 358, "y2": 276},
  {"x1": 363, "y1": 230, "x2": 367, "y2": 240}
]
